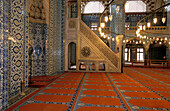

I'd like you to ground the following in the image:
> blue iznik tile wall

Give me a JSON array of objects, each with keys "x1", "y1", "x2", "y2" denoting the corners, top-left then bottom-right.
[
  {"x1": 24, "y1": 12, "x2": 29, "y2": 86},
  {"x1": 0, "y1": 0, "x2": 9, "y2": 110},
  {"x1": 29, "y1": 23, "x2": 47, "y2": 76},
  {"x1": 47, "y1": 0, "x2": 65, "y2": 74},
  {"x1": 111, "y1": 4, "x2": 125, "y2": 53},
  {"x1": 61, "y1": 0, "x2": 65, "y2": 71},
  {"x1": 57, "y1": 0, "x2": 65, "y2": 72},
  {"x1": 8, "y1": 0, "x2": 29, "y2": 98},
  {"x1": 47, "y1": 0, "x2": 57, "y2": 74}
]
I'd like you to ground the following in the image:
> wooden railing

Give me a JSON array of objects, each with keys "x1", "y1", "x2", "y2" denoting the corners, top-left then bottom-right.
[
  {"x1": 124, "y1": 59, "x2": 170, "y2": 67},
  {"x1": 80, "y1": 20, "x2": 119, "y2": 68}
]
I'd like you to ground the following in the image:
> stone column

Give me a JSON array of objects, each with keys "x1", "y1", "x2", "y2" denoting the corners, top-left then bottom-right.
[
  {"x1": 78, "y1": 0, "x2": 81, "y2": 19},
  {"x1": 86, "y1": 61, "x2": 90, "y2": 71},
  {"x1": 167, "y1": 0, "x2": 170, "y2": 26},
  {"x1": 110, "y1": 4, "x2": 125, "y2": 53},
  {"x1": 116, "y1": 35, "x2": 124, "y2": 72},
  {"x1": 166, "y1": 0, "x2": 170, "y2": 60},
  {"x1": 48, "y1": 0, "x2": 65, "y2": 74},
  {"x1": 166, "y1": 45, "x2": 170, "y2": 60},
  {"x1": 96, "y1": 61, "x2": 99, "y2": 71},
  {"x1": 144, "y1": 51, "x2": 148, "y2": 65}
]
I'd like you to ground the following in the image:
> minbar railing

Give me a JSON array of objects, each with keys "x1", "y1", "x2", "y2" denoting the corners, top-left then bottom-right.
[
  {"x1": 124, "y1": 59, "x2": 170, "y2": 68},
  {"x1": 78, "y1": 60, "x2": 107, "y2": 72}
]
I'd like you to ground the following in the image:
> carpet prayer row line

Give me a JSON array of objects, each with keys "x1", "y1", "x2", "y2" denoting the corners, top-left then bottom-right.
[{"x1": 7, "y1": 67, "x2": 170, "y2": 111}]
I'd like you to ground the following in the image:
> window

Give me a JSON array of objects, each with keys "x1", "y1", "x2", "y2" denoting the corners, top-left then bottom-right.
[
  {"x1": 71, "y1": 3, "x2": 78, "y2": 18},
  {"x1": 125, "y1": 23, "x2": 130, "y2": 27},
  {"x1": 125, "y1": 48, "x2": 130, "y2": 62},
  {"x1": 90, "y1": 22, "x2": 98, "y2": 30},
  {"x1": 137, "y1": 48, "x2": 144, "y2": 62},
  {"x1": 84, "y1": 1, "x2": 104, "y2": 13},
  {"x1": 125, "y1": 23, "x2": 130, "y2": 30},
  {"x1": 125, "y1": 1, "x2": 146, "y2": 12}
]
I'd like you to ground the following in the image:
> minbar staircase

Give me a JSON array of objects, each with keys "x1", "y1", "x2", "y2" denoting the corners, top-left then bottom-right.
[{"x1": 78, "y1": 20, "x2": 121, "y2": 72}]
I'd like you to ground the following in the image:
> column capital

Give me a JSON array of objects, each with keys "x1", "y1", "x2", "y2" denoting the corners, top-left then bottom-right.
[
  {"x1": 111, "y1": 0, "x2": 126, "y2": 5},
  {"x1": 116, "y1": 35, "x2": 124, "y2": 41}
]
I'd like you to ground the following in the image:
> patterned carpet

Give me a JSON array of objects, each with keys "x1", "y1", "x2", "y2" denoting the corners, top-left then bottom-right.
[
  {"x1": 6, "y1": 68, "x2": 170, "y2": 111},
  {"x1": 29, "y1": 76, "x2": 57, "y2": 88}
]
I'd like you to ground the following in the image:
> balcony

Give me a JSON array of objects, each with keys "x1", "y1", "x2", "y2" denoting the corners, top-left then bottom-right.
[{"x1": 125, "y1": 26, "x2": 170, "y2": 35}]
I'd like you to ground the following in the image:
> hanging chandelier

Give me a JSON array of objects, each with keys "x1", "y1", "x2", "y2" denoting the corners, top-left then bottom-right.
[{"x1": 153, "y1": 13, "x2": 157, "y2": 24}]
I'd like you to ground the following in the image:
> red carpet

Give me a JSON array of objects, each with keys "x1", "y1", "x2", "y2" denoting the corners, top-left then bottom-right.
[
  {"x1": 116, "y1": 82, "x2": 143, "y2": 86},
  {"x1": 129, "y1": 99, "x2": 170, "y2": 108},
  {"x1": 50, "y1": 84, "x2": 78, "y2": 88},
  {"x1": 7, "y1": 68, "x2": 170, "y2": 111},
  {"x1": 34, "y1": 95, "x2": 73, "y2": 103},
  {"x1": 43, "y1": 89, "x2": 76, "y2": 94},
  {"x1": 76, "y1": 106, "x2": 124, "y2": 111},
  {"x1": 80, "y1": 97, "x2": 122, "y2": 106},
  {"x1": 82, "y1": 90, "x2": 117, "y2": 96},
  {"x1": 119, "y1": 86, "x2": 150, "y2": 91},
  {"x1": 84, "y1": 85, "x2": 113, "y2": 90},
  {"x1": 123, "y1": 92, "x2": 161, "y2": 98},
  {"x1": 85, "y1": 81, "x2": 110, "y2": 85},
  {"x1": 19, "y1": 103, "x2": 68, "y2": 111},
  {"x1": 29, "y1": 76, "x2": 57, "y2": 88}
]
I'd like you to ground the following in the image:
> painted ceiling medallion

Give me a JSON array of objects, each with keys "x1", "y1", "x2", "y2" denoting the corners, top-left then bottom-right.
[{"x1": 81, "y1": 46, "x2": 91, "y2": 57}]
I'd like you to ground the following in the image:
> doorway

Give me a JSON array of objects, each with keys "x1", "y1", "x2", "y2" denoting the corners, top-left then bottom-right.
[{"x1": 68, "y1": 42, "x2": 76, "y2": 70}]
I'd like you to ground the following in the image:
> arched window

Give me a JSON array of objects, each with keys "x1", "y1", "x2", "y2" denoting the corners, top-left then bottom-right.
[
  {"x1": 125, "y1": 1, "x2": 146, "y2": 12},
  {"x1": 84, "y1": 1, "x2": 104, "y2": 13}
]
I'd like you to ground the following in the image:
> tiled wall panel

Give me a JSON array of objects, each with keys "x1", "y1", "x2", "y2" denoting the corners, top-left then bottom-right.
[
  {"x1": 47, "y1": 0, "x2": 65, "y2": 74},
  {"x1": 8, "y1": 0, "x2": 28, "y2": 97},
  {"x1": 47, "y1": 0, "x2": 55, "y2": 74},
  {"x1": 24, "y1": 12, "x2": 29, "y2": 86},
  {"x1": 0, "y1": 1, "x2": 3, "y2": 110},
  {"x1": 0, "y1": 0, "x2": 9, "y2": 110},
  {"x1": 29, "y1": 23, "x2": 47, "y2": 76}
]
